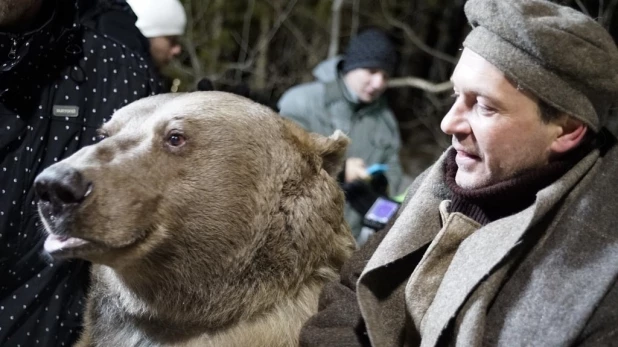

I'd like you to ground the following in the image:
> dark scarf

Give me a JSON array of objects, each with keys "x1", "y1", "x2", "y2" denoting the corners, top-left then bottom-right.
[{"x1": 444, "y1": 145, "x2": 590, "y2": 226}]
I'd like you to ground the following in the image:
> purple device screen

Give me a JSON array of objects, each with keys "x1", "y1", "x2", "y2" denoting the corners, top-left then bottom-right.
[{"x1": 367, "y1": 198, "x2": 399, "y2": 223}]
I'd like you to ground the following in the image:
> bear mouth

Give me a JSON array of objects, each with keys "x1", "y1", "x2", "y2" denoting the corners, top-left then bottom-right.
[
  {"x1": 43, "y1": 231, "x2": 147, "y2": 260},
  {"x1": 44, "y1": 233, "x2": 93, "y2": 256}
]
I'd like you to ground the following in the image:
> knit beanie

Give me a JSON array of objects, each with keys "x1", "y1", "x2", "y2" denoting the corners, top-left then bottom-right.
[
  {"x1": 463, "y1": 0, "x2": 618, "y2": 132},
  {"x1": 341, "y1": 28, "x2": 398, "y2": 76},
  {"x1": 126, "y1": 0, "x2": 187, "y2": 38}
]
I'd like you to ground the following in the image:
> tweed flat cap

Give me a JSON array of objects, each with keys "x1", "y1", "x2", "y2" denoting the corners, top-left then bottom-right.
[{"x1": 463, "y1": 0, "x2": 618, "y2": 131}]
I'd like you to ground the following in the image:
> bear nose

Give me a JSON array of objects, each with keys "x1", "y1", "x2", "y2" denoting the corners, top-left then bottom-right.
[{"x1": 34, "y1": 164, "x2": 91, "y2": 211}]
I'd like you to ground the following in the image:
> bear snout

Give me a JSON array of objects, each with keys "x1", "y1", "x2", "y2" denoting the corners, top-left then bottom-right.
[{"x1": 34, "y1": 164, "x2": 92, "y2": 219}]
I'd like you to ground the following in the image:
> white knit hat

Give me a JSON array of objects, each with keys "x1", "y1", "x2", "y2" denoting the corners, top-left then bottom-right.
[{"x1": 126, "y1": 0, "x2": 187, "y2": 38}]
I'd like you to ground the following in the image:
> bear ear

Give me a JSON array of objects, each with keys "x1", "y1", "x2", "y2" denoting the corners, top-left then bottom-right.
[{"x1": 310, "y1": 130, "x2": 349, "y2": 177}]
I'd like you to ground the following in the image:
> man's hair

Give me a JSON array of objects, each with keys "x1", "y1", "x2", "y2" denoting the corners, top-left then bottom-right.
[{"x1": 538, "y1": 99, "x2": 562, "y2": 123}]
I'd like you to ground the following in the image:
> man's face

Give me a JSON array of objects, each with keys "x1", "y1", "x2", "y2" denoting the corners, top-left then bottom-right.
[
  {"x1": 343, "y1": 68, "x2": 389, "y2": 103},
  {"x1": 149, "y1": 36, "x2": 182, "y2": 69},
  {"x1": 0, "y1": 0, "x2": 40, "y2": 28},
  {"x1": 441, "y1": 48, "x2": 563, "y2": 189}
]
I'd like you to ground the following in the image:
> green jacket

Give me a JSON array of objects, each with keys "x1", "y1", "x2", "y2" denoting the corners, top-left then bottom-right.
[{"x1": 278, "y1": 57, "x2": 404, "y2": 238}]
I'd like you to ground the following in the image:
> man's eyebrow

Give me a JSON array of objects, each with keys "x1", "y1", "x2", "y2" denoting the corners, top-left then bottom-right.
[{"x1": 450, "y1": 78, "x2": 507, "y2": 109}]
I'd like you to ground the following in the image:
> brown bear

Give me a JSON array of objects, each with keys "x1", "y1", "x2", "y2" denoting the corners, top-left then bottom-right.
[{"x1": 34, "y1": 92, "x2": 356, "y2": 346}]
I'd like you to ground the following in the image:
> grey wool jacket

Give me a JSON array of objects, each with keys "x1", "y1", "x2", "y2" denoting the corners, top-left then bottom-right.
[
  {"x1": 299, "y1": 131, "x2": 618, "y2": 347},
  {"x1": 278, "y1": 57, "x2": 404, "y2": 239}
]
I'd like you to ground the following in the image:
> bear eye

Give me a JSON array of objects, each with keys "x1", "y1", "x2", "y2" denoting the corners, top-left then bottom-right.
[{"x1": 168, "y1": 133, "x2": 186, "y2": 147}]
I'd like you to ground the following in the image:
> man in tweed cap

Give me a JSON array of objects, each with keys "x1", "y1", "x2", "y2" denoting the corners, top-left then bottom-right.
[
  {"x1": 299, "y1": 1, "x2": 618, "y2": 346},
  {"x1": 278, "y1": 28, "x2": 404, "y2": 243}
]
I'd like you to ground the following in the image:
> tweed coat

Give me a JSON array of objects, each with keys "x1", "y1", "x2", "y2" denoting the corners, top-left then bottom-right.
[{"x1": 300, "y1": 133, "x2": 618, "y2": 346}]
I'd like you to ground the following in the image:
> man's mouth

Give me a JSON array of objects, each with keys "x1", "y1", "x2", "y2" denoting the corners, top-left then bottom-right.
[
  {"x1": 456, "y1": 150, "x2": 480, "y2": 160},
  {"x1": 44, "y1": 233, "x2": 91, "y2": 255}
]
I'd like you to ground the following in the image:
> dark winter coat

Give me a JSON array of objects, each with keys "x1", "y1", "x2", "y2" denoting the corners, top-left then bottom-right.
[
  {"x1": 0, "y1": 1, "x2": 161, "y2": 345},
  {"x1": 300, "y1": 133, "x2": 618, "y2": 346}
]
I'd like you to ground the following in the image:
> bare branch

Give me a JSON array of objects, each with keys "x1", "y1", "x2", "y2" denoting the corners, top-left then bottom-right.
[
  {"x1": 282, "y1": 20, "x2": 312, "y2": 53},
  {"x1": 328, "y1": 0, "x2": 344, "y2": 58},
  {"x1": 575, "y1": 0, "x2": 590, "y2": 16},
  {"x1": 380, "y1": 0, "x2": 457, "y2": 65},
  {"x1": 235, "y1": 0, "x2": 256, "y2": 81},
  {"x1": 183, "y1": 0, "x2": 204, "y2": 82},
  {"x1": 603, "y1": 0, "x2": 618, "y2": 28},
  {"x1": 350, "y1": 0, "x2": 360, "y2": 36},
  {"x1": 223, "y1": 0, "x2": 298, "y2": 77},
  {"x1": 388, "y1": 77, "x2": 453, "y2": 93},
  {"x1": 192, "y1": 0, "x2": 212, "y2": 25}
]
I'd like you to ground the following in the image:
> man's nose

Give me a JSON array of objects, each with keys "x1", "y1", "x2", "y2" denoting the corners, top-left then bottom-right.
[
  {"x1": 372, "y1": 73, "x2": 387, "y2": 89},
  {"x1": 34, "y1": 164, "x2": 91, "y2": 214},
  {"x1": 441, "y1": 99, "x2": 471, "y2": 136},
  {"x1": 170, "y1": 44, "x2": 182, "y2": 57}
]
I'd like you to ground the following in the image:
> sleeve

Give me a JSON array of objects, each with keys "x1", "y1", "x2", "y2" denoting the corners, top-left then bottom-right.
[
  {"x1": 299, "y1": 183, "x2": 419, "y2": 347},
  {"x1": 277, "y1": 90, "x2": 313, "y2": 131}
]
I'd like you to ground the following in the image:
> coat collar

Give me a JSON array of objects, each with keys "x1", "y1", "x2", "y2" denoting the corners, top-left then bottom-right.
[{"x1": 361, "y1": 149, "x2": 450, "y2": 275}]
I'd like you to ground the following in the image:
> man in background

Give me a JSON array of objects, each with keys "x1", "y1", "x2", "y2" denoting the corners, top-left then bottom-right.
[
  {"x1": 278, "y1": 28, "x2": 404, "y2": 241},
  {"x1": 0, "y1": 0, "x2": 161, "y2": 345},
  {"x1": 126, "y1": 0, "x2": 186, "y2": 70}
]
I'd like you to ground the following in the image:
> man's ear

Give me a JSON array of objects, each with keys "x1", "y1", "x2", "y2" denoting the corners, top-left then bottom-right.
[{"x1": 550, "y1": 116, "x2": 588, "y2": 154}]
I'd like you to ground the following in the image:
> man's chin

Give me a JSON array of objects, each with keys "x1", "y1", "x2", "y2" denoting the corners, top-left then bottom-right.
[
  {"x1": 360, "y1": 94, "x2": 378, "y2": 103},
  {"x1": 454, "y1": 171, "x2": 490, "y2": 189}
]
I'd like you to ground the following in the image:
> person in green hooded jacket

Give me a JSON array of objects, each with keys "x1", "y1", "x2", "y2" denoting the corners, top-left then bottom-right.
[{"x1": 278, "y1": 28, "x2": 404, "y2": 241}]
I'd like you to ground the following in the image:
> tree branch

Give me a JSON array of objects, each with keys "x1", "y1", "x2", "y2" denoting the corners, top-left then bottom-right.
[
  {"x1": 388, "y1": 76, "x2": 453, "y2": 93},
  {"x1": 328, "y1": 0, "x2": 344, "y2": 58},
  {"x1": 380, "y1": 0, "x2": 458, "y2": 65},
  {"x1": 235, "y1": 0, "x2": 255, "y2": 81}
]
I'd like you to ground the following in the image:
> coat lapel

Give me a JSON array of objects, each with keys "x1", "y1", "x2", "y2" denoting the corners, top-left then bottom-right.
[
  {"x1": 356, "y1": 151, "x2": 450, "y2": 346},
  {"x1": 419, "y1": 148, "x2": 601, "y2": 347},
  {"x1": 419, "y1": 205, "x2": 536, "y2": 346},
  {"x1": 361, "y1": 150, "x2": 450, "y2": 276}
]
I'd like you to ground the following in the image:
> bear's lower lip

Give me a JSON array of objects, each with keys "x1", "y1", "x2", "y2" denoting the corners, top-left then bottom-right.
[{"x1": 44, "y1": 233, "x2": 90, "y2": 255}]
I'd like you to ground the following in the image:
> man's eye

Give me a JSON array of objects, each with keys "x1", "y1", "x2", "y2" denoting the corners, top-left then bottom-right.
[{"x1": 476, "y1": 103, "x2": 495, "y2": 114}]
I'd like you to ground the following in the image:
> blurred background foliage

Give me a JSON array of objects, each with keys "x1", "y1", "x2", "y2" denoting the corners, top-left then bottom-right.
[{"x1": 165, "y1": 0, "x2": 618, "y2": 179}]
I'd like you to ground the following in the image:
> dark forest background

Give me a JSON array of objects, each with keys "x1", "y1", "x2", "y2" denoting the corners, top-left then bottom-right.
[{"x1": 166, "y1": 0, "x2": 618, "y2": 180}]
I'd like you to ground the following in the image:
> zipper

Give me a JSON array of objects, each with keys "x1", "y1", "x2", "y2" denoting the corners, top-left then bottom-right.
[{"x1": 7, "y1": 36, "x2": 17, "y2": 59}]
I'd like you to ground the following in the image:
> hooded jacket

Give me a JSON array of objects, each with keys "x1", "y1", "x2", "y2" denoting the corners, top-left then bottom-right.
[
  {"x1": 278, "y1": 57, "x2": 404, "y2": 239},
  {"x1": 0, "y1": 1, "x2": 161, "y2": 345}
]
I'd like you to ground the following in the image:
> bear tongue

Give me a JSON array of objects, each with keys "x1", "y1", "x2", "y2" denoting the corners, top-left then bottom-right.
[{"x1": 44, "y1": 234, "x2": 89, "y2": 254}]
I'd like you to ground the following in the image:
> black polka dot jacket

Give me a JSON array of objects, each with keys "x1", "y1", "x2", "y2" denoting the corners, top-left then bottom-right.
[{"x1": 0, "y1": 1, "x2": 163, "y2": 346}]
